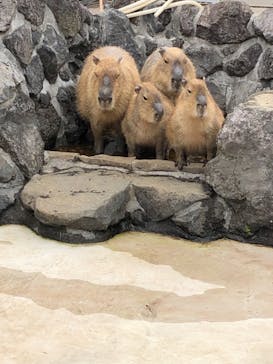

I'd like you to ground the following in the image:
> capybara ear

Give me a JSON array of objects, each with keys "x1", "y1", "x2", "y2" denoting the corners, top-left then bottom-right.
[
  {"x1": 159, "y1": 48, "x2": 165, "y2": 57},
  {"x1": 93, "y1": 55, "x2": 100, "y2": 65},
  {"x1": 135, "y1": 85, "x2": 142, "y2": 94},
  {"x1": 118, "y1": 57, "x2": 123, "y2": 64}
]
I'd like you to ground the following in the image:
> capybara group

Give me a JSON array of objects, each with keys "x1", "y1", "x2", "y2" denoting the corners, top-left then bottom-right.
[
  {"x1": 166, "y1": 78, "x2": 224, "y2": 170},
  {"x1": 141, "y1": 47, "x2": 196, "y2": 102},
  {"x1": 76, "y1": 46, "x2": 140, "y2": 154},
  {"x1": 122, "y1": 82, "x2": 173, "y2": 159}
]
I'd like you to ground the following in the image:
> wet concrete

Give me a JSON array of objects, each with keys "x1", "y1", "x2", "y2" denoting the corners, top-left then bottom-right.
[{"x1": 0, "y1": 225, "x2": 272, "y2": 363}]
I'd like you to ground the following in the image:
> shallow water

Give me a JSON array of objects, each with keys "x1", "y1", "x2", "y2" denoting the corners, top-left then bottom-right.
[{"x1": 0, "y1": 225, "x2": 272, "y2": 363}]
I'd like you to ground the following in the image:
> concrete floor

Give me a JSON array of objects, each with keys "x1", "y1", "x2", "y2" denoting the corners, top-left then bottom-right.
[{"x1": 0, "y1": 225, "x2": 273, "y2": 363}]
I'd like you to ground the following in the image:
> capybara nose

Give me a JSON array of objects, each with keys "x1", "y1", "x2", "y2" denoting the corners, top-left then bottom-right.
[
  {"x1": 98, "y1": 88, "x2": 112, "y2": 104},
  {"x1": 197, "y1": 94, "x2": 207, "y2": 107},
  {"x1": 153, "y1": 102, "x2": 164, "y2": 121},
  {"x1": 172, "y1": 65, "x2": 183, "y2": 90}
]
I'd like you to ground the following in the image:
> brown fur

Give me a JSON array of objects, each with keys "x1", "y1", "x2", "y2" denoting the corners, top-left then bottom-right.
[
  {"x1": 166, "y1": 78, "x2": 224, "y2": 169},
  {"x1": 122, "y1": 82, "x2": 173, "y2": 159},
  {"x1": 141, "y1": 47, "x2": 196, "y2": 102},
  {"x1": 76, "y1": 46, "x2": 140, "y2": 154}
]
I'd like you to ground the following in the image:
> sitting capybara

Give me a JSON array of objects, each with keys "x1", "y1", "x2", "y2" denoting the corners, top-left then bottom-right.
[
  {"x1": 166, "y1": 78, "x2": 224, "y2": 170},
  {"x1": 76, "y1": 46, "x2": 140, "y2": 154},
  {"x1": 141, "y1": 47, "x2": 196, "y2": 102},
  {"x1": 122, "y1": 82, "x2": 173, "y2": 159}
]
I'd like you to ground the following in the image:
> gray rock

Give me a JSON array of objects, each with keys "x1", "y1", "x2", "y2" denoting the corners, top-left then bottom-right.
[
  {"x1": 223, "y1": 42, "x2": 263, "y2": 77},
  {"x1": 24, "y1": 55, "x2": 44, "y2": 95},
  {"x1": 0, "y1": 148, "x2": 24, "y2": 213},
  {"x1": 132, "y1": 177, "x2": 208, "y2": 221},
  {"x1": 258, "y1": 47, "x2": 273, "y2": 80},
  {"x1": 183, "y1": 39, "x2": 223, "y2": 78},
  {"x1": 0, "y1": 0, "x2": 16, "y2": 32},
  {"x1": 206, "y1": 71, "x2": 234, "y2": 113},
  {"x1": 21, "y1": 171, "x2": 131, "y2": 231},
  {"x1": 34, "y1": 103, "x2": 61, "y2": 149},
  {"x1": 100, "y1": 9, "x2": 144, "y2": 68},
  {"x1": 45, "y1": 0, "x2": 82, "y2": 38},
  {"x1": 0, "y1": 113, "x2": 44, "y2": 179},
  {"x1": 205, "y1": 91, "x2": 273, "y2": 236},
  {"x1": 143, "y1": 7, "x2": 173, "y2": 36},
  {"x1": 253, "y1": 9, "x2": 273, "y2": 44},
  {"x1": 172, "y1": 4, "x2": 200, "y2": 37},
  {"x1": 37, "y1": 25, "x2": 69, "y2": 83},
  {"x1": 0, "y1": 43, "x2": 30, "y2": 117},
  {"x1": 56, "y1": 86, "x2": 87, "y2": 145},
  {"x1": 17, "y1": 0, "x2": 45, "y2": 26},
  {"x1": 197, "y1": 0, "x2": 253, "y2": 44},
  {"x1": 3, "y1": 24, "x2": 33, "y2": 66}
]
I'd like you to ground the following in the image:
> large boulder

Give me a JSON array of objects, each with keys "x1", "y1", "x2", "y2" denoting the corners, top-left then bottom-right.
[
  {"x1": 196, "y1": 0, "x2": 253, "y2": 44},
  {"x1": 205, "y1": 91, "x2": 273, "y2": 239},
  {"x1": 3, "y1": 24, "x2": 34, "y2": 66},
  {"x1": 17, "y1": 0, "x2": 46, "y2": 26},
  {"x1": 0, "y1": 113, "x2": 44, "y2": 179},
  {"x1": 253, "y1": 9, "x2": 273, "y2": 44},
  {"x1": 45, "y1": 0, "x2": 82, "y2": 38},
  {"x1": 0, "y1": 0, "x2": 16, "y2": 32},
  {"x1": 258, "y1": 47, "x2": 273, "y2": 80}
]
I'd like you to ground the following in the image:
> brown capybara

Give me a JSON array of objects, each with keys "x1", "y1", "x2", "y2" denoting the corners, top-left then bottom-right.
[
  {"x1": 76, "y1": 46, "x2": 140, "y2": 154},
  {"x1": 166, "y1": 78, "x2": 224, "y2": 170},
  {"x1": 122, "y1": 82, "x2": 173, "y2": 159},
  {"x1": 141, "y1": 47, "x2": 196, "y2": 103}
]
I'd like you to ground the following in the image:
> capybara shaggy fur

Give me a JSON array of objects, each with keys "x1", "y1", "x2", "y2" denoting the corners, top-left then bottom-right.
[
  {"x1": 122, "y1": 82, "x2": 173, "y2": 159},
  {"x1": 166, "y1": 78, "x2": 224, "y2": 170},
  {"x1": 76, "y1": 46, "x2": 140, "y2": 154},
  {"x1": 141, "y1": 47, "x2": 196, "y2": 102}
]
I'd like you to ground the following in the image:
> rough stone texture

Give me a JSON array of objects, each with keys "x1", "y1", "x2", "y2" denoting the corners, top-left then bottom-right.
[
  {"x1": 197, "y1": 1, "x2": 253, "y2": 44},
  {"x1": 205, "y1": 91, "x2": 273, "y2": 238},
  {"x1": 143, "y1": 7, "x2": 173, "y2": 36},
  {"x1": 0, "y1": 43, "x2": 30, "y2": 118},
  {"x1": 0, "y1": 149, "x2": 24, "y2": 213},
  {"x1": 132, "y1": 159, "x2": 177, "y2": 172},
  {"x1": 79, "y1": 154, "x2": 134, "y2": 170},
  {"x1": 100, "y1": 9, "x2": 144, "y2": 68},
  {"x1": 37, "y1": 25, "x2": 69, "y2": 84},
  {"x1": 24, "y1": 55, "x2": 44, "y2": 95},
  {"x1": 176, "y1": 5, "x2": 200, "y2": 37},
  {"x1": 206, "y1": 71, "x2": 234, "y2": 113},
  {"x1": 0, "y1": 114, "x2": 44, "y2": 179},
  {"x1": 183, "y1": 39, "x2": 223, "y2": 78},
  {"x1": 132, "y1": 177, "x2": 208, "y2": 221},
  {"x1": 223, "y1": 42, "x2": 263, "y2": 77},
  {"x1": 45, "y1": 0, "x2": 82, "y2": 38},
  {"x1": 3, "y1": 24, "x2": 33, "y2": 66},
  {"x1": 21, "y1": 171, "x2": 131, "y2": 231},
  {"x1": 0, "y1": 0, "x2": 16, "y2": 32},
  {"x1": 253, "y1": 9, "x2": 273, "y2": 45},
  {"x1": 56, "y1": 86, "x2": 87, "y2": 145},
  {"x1": 258, "y1": 48, "x2": 273, "y2": 80},
  {"x1": 17, "y1": 0, "x2": 45, "y2": 26}
]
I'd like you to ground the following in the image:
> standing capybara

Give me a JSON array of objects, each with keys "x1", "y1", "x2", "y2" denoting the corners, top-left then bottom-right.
[
  {"x1": 76, "y1": 46, "x2": 140, "y2": 154},
  {"x1": 122, "y1": 82, "x2": 173, "y2": 159},
  {"x1": 166, "y1": 78, "x2": 224, "y2": 170},
  {"x1": 141, "y1": 47, "x2": 196, "y2": 102}
]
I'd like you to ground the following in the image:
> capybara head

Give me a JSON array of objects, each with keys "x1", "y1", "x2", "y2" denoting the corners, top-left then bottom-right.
[
  {"x1": 181, "y1": 78, "x2": 209, "y2": 118},
  {"x1": 92, "y1": 55, "x2": 123, "y2": 110},
  {"x1": 157, "y1": 47, "x2": 195, "y2": 97},
  {"x1": 134, "y1": 82, "x2": 164, "y2": 124}
]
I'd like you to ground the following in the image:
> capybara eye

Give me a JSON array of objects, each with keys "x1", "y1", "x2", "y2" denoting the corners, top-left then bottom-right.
[
  {"x1": 187, "y1": 89, "x2": 192, "y2": 94},
  {"x1": 164, "y1": 59, "x2": 169, "y2": 64},
  {"x1": 115, "y1": 73, "x2": 120, "y2": 79},
  {"x1": 94, "y1": 72, "x2": 98, "y2": 78},
  {"x1": 143, "y1": 95, "x2": 148, "y2": 101}
]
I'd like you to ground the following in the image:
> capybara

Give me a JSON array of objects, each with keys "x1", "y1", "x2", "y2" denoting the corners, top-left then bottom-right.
[
  {"x1": 166, "y1": 78, "x2": 224, "y2": 170},
  {"x1": 141, "y1": 47, "x2": 196, "y2": 102},
  {"x1": 122, "y1": 82, "x2": 173, "y2": 159},
  {"x1": 76, "y1": 46, "x2": 140, "y2": 154}
]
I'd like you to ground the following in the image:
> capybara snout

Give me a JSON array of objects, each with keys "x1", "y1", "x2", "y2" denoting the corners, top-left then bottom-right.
[
  {"x1": 98, "y1": 75, "x2": 113, "y2": 109},
  {"x1": 153, "y1": 97, "x2": 164, "y2": 122}
]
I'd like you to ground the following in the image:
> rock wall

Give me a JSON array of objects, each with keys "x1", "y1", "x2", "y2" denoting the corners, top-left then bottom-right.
[{"x1": 0, "y1": 0, "x2": 273, "y2": 245}]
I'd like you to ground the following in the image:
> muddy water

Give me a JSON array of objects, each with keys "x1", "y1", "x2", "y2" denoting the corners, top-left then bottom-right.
[{"x1": 0, "y1": 225, "x2": 272, "y2": 363}]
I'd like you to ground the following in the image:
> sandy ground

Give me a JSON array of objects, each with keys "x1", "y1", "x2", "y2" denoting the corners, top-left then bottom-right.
[{"x1": 0, "y1": 225, "x2": 272, "y2": 363}]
